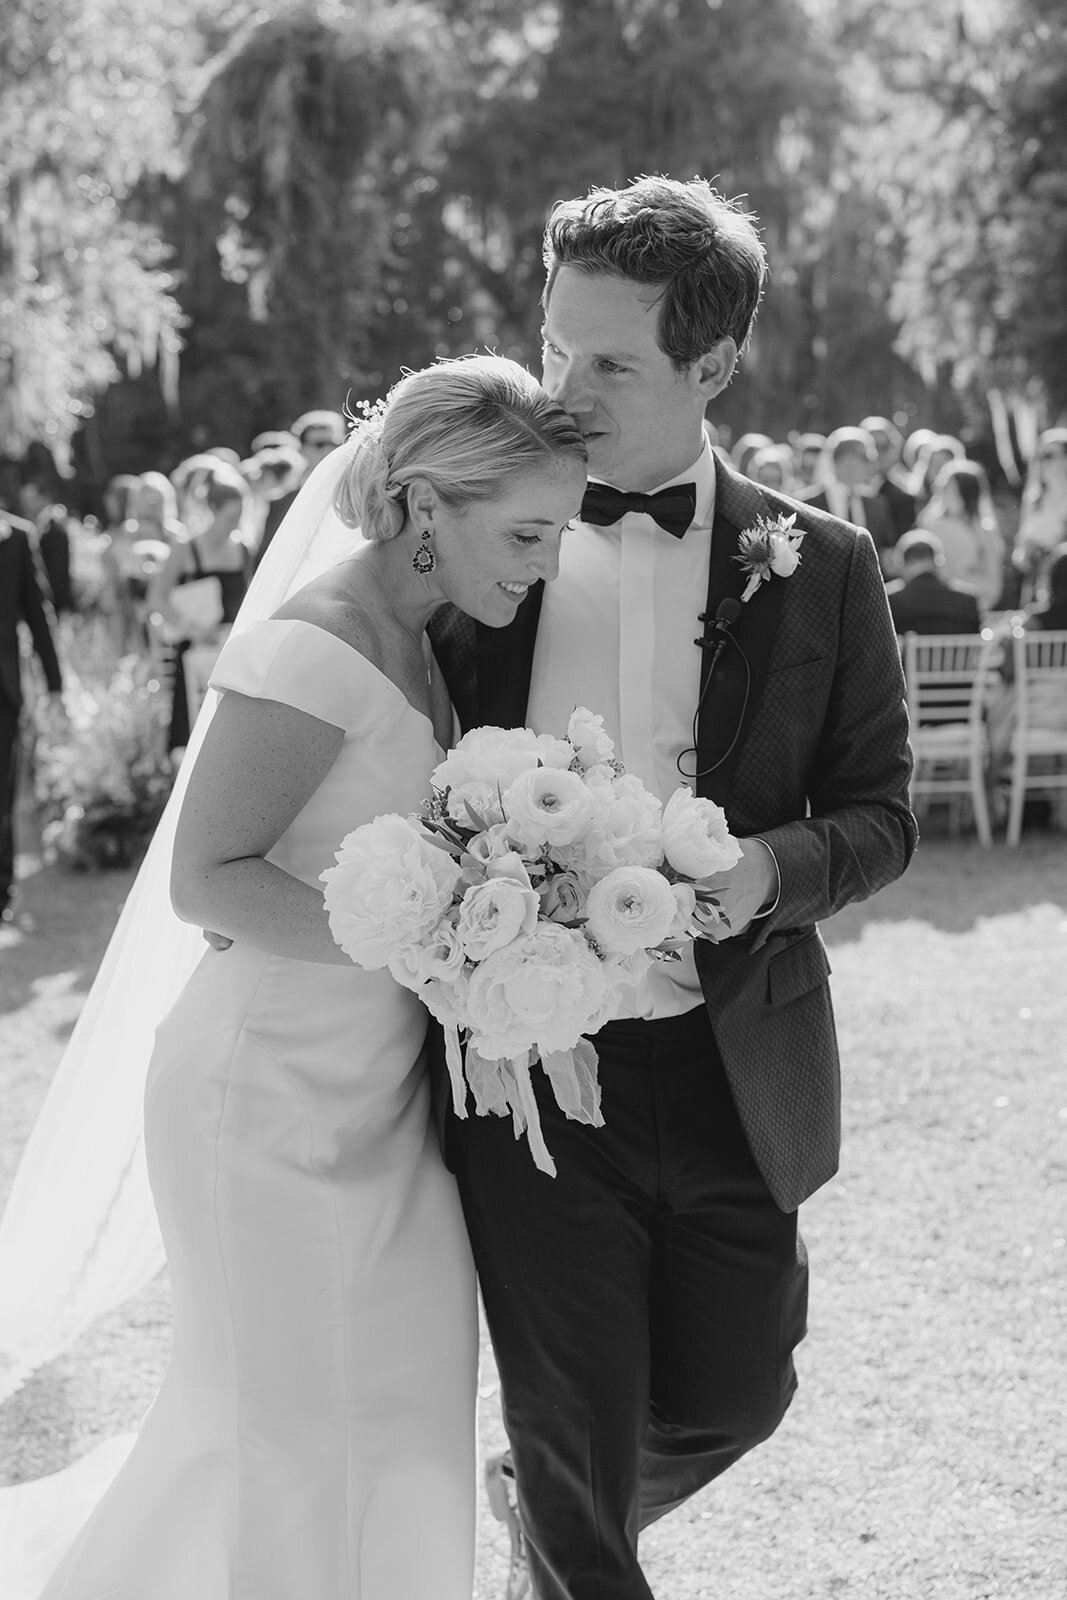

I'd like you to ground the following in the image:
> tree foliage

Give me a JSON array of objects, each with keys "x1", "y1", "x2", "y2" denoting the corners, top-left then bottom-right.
[
  {"x1": 6, "y1": 0, "x2": 1063, "y2": 490},
  {"x1": 0, "y1": 0, "x2": 188, "y2": 468}
]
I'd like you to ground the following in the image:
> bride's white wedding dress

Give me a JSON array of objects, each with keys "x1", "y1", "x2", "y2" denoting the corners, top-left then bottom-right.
[{"x1": 39, "y1": 617, "x2": 478, "y2": 1600}]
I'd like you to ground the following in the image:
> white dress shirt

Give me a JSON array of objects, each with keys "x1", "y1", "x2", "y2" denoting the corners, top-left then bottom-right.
[{"x1": 527, "y1": 438, "x2": 718, "y2": 1018}]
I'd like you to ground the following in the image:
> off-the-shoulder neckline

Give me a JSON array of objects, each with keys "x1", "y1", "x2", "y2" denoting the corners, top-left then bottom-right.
[{"x1": 244, "y1": 616, "x2": 441, "y2": 745}]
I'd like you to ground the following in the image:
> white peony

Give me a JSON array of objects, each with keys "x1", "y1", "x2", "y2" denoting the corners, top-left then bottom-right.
[
  {"x1": 583, "y1": 865, "x2": 678, "y2": 955},
  {"x1": 661, "y1": 786, "x2": 742, "y2": 879},
  {"x1": 465, "y1": 922, "x2": 608, "y2": 1059},
  {"x1": 503, "y1": 765, "x2": 595, "y2": 848},
  {"x1": 535, "y1": 733, "x2": 578, "y2": 770},
  {"x1": 555, "y1": 771, "x2": 663, "y2": 879},
  {"x1": 321, "y1": 814, "x2": 462, "y2": 970},
  {"x1": 456, "y1": 875, "x2": 539, "y2": 961},
  {"x1": 567, "y1": 707, "x2": 616, "y2": 769},
  {"x1": 431, "y1": 726, "x2": 543, "y2": 795}
]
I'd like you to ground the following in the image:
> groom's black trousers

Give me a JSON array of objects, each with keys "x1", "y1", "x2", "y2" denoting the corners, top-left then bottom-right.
[{"x1": 448, "y1": 1004, "x2": 809, "y2": 1600}]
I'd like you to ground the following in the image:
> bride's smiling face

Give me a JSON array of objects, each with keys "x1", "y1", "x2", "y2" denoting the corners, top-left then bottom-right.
[{"x1": 429, "y1": 460, "x2": 586, "y2": 626}]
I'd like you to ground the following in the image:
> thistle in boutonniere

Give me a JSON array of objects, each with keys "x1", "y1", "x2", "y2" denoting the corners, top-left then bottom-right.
[{"x1": 735, "y1": 513, "x2": 805, "y2": 603}]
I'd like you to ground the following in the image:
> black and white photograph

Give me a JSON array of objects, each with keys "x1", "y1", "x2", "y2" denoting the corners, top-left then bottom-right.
[{"x1": 1, "y1": 2, "x2": 1064, "y2": 1597}]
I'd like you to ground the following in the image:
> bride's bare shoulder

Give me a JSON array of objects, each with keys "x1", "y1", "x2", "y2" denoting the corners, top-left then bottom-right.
[{"x1": 273, "y1": 570, "x2": 383, "y2": 668}]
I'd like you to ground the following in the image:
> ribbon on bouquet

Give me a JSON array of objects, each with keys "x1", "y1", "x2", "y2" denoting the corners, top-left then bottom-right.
[{"x1": 442, "y1": 1026, "x2": 605, "y2": 1177}]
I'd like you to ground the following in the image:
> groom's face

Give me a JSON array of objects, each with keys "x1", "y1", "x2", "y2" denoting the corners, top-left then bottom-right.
[{"x1": 541, "y1": 266, "x2": 727, "y2": 492}]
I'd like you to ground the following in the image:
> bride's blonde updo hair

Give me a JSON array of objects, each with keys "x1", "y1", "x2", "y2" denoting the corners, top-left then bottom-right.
[{"x1": 333, "y1": 354, "x2": 587, "y2": 537}]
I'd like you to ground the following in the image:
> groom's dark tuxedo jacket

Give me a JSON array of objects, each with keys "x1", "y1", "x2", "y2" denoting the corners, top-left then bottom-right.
[{"x1": 428, "y1": 459, "x2": 916, "y2": 1212}]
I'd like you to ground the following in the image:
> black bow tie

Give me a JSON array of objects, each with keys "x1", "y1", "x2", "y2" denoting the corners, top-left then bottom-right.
[{"x1": 580, "y1": 481, "x2": 697, "y2": 539}]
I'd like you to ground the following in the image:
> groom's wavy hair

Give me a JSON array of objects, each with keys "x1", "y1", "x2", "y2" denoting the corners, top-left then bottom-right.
[
  {"x1": 335, "y1": 354, "x2": 586, "y2": 539},
  {"x1": 542, "y1": 176, "x2": 767, "y2": 370}
]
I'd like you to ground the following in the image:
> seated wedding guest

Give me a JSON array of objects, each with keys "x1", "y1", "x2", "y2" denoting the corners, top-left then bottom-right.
[
  {"x1": 987, "y1": 544, "x2": 1067, "y2": 814},
  {"x1": 253, "y1": 409, "x2": 346, "y2": 569},
  {"x1": 17, "y1": 476, "x2": 78, "y2": 614},
  {"x1": 793, "y1": 431, "x2": 827, "y2": 490},
  {"x1": 147, "y1": 469, "x2": 252, "y2": 754},
  {"x1": 731, "y1": 430, "x2": 774, "y2": 479},
  {"x1": 748, "y1": 441, "x2": 795, "y2": 493},
  {"x1": 0, "y1": 503, "x2": 64, "y2": 922},
  {"x1": 886, "y1": 529, "x2": 982, "y2": 636},
  {"x1": 1013, "y1": 429, "x2": 1067, "y2": 604},
  {"x1": 801, "y1": 426, "x2": 897, "y2": 571},
  {"x1": 919, "y1": 459, "x2": 1005, "y2": 613},
  {"x1": 860, "y1": 414, "x2": 917, "y2": 544}
]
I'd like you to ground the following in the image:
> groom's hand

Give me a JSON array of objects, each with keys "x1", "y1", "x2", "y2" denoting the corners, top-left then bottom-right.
[{"x1": 694, "y1": 837, "x2": 779, "y2": 942}]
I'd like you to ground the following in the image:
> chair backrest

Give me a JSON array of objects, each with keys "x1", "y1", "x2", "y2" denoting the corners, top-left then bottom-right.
[
  {"x1": 901, "y1": 632, "x2": 995, "y2": 731},
  {"x1": 1012, "y1": 628, "x2": 1067, "y2": 733}
]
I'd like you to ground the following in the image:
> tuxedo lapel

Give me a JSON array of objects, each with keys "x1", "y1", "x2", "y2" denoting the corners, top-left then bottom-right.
[
  {"x1": 695, "y1": 463, "x2": 788, "y2": 809},
  {"x1": 475, "y1": 580, "x2": 545, "y2": 729}
]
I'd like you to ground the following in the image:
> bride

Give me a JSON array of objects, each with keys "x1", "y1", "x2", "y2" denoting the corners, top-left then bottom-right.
[{"x1": 22, "y1": 355, "x2": 587, "y2": 1600}]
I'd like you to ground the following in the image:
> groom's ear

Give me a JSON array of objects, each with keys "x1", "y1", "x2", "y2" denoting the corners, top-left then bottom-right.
[{"x1": 689, "y1": 337, "x2": 738, "y2": 403}]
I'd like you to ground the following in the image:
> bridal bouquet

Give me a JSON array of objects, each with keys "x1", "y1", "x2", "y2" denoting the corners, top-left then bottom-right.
[{"x1": 321, "y1": 709, "x2": 741, "y2": 1175}]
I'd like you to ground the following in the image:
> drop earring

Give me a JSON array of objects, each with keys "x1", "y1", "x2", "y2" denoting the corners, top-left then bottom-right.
[{"x1": 411, "y1": 524, "x2": 437, "y2": 575}]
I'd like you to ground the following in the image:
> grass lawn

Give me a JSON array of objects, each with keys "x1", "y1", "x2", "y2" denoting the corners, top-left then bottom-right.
[{"x1": 1, "y1": 822, "x2": 1065, "y2": 1598}]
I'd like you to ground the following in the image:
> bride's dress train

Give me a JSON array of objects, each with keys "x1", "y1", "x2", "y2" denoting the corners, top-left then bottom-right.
[{"x1": 36, "y1": 618, "x2": 478, "y2": 1600}]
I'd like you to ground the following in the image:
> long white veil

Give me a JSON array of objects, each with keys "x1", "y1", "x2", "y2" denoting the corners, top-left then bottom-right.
[{"x1": 0, "y1": 441, "x2": 363, "y2": 1405}]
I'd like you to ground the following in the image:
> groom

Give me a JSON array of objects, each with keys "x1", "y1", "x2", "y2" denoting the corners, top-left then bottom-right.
[{"x1": 429, "y1": 175, "x2": 917, "y2": 1600}]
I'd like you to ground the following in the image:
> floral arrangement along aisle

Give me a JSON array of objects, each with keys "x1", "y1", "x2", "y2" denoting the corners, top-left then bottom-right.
[{"x1": 322, "y1": 709, "x2": 742, "y2": 1175}]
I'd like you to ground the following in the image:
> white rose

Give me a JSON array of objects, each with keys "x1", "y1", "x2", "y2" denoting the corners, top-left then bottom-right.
[
  {"x1": 431, "y1": 725, "x2": 543, "y2": 794},
  {"x1": 464, "y1": 822, "x2": 526, "y2": 869},
  {"x1": 422, "y1": 969, "x2": 471, "y2": 1030},
  {"x1": 769, "y1": 535, "x2": 801, "y2": 577},
  {"x1": 456, "y1": 876, "x2": 539, "y2": 961},
  {"x1": 465, "y1": 922, "x2": 608, "y2": 1059},
  {"x1": 321, "y1": 814, "x2": 462, "y2": 969},
  {"x1": 387, "y1": 920, "x2": 466, "y2": 990},
  {"x1": 567, "y1": 707, "x2": 616, "y2": 769},
  {"x1": 445, "y1": 780, "x2": 506, "y2": 828},
  {"x1": 668, "y1": 882, "x2": 699, "y2": 941},
  {"x1": 661, "y1": 786, "x2": 743, "y2": 879},
  {"x1": 535, "y1": 733, "x2": 578, "y2": 770},
  {"x1": 539, "y1": 869, "x2": 587, "y2": 924},
  {"x1": 584, "y1": 865, "x2": 678, "y2": 955},
  {"x1": 503, "y1": 765, "x2": 595, "y2": 848}
]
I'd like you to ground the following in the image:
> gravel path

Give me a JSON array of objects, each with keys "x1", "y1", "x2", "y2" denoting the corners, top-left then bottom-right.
[{"x1": 2, "y1": 832, "x2": 1065, "y2": 1598}]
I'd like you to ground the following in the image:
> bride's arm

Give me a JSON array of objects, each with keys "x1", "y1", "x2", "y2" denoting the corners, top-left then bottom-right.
[{"x1": 170, "y1": 689, "x2": 353, "y2": 964}]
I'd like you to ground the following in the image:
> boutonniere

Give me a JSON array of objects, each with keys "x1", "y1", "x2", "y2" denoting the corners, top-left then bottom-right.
[{"x1": 735, "y1": 513, "x2": 804, "y2": 602}]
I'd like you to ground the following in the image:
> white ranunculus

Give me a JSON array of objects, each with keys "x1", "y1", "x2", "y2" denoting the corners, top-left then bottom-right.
[
  {"x1": 321, "y1": 814, "x2": 462, "y2": 969},
  {"x1": 465, "y1": 922, "x2": 608, "y2": 1059},
  {"x1": 431, "y1": 725, "x2": 543, "y2": 795},
  {"x1": 503, "y1": 765, "x2": 595, "y2": 848},
  {"x1": 769, "y1": 535, "x2": 801, "y2": 577},
  {"x1": 456, "y1": 875, "x2": 539, "y2": 961},
  {"x1": 583, "y1": 866, "x2": 678, "y2": 956},
  {"x1": 661, "y1": 786, "x2": 742, "y2": 879},
  {"x1": 567, "y1": 707, "x2": 616, "y2": 769}
]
